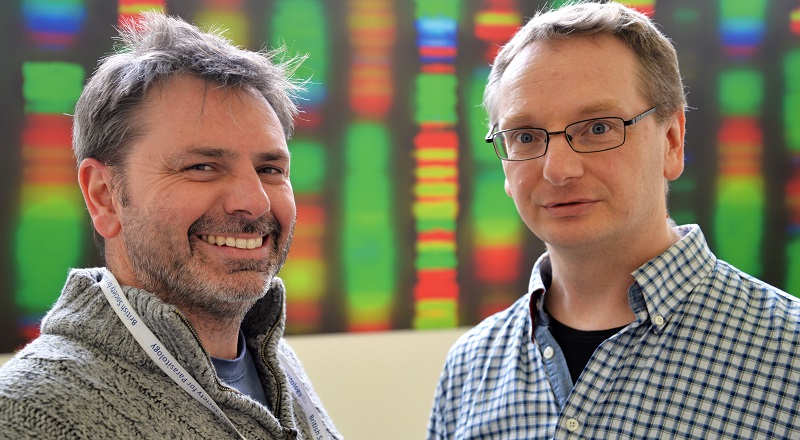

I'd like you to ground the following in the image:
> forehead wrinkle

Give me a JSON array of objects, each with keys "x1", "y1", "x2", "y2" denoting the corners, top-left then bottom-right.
[{"x1": 179, "y1": 81, "x2": 265, "y2": 130}]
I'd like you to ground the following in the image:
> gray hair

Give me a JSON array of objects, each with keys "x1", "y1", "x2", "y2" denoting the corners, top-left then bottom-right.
[
  {"x1": 73, "y1": 12, "x2": 305, "y2": 167},
  {"x1": 483, "y1": 1, "x2": 686, "y2": 127},
  {"x1": 73, "y1": 12, "x2": 305, "y2": 258}
]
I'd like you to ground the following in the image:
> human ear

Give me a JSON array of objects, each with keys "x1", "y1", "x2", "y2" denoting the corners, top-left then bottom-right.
[
  {"x1": 663, "y1": 109, "x2": 685, "y2": 181},
  {"x1": 78, "y1": 158, "x2": 122, "y2": 239}
]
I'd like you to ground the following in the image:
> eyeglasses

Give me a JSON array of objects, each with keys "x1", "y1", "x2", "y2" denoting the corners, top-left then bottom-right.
[{"x1": 485, "y1": 107, "x2": 657, "y2": 161}]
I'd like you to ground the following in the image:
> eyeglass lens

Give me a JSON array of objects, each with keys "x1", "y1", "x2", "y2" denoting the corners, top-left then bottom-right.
[{"x1": 495, "y1": 117, "x2": 626, "y2": 160}]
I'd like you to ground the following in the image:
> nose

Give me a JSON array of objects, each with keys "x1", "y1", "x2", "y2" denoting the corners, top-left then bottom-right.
[
  {"x1": 223, "y1": 170, "x2": 271, "y2": 219},
  {"x1": 541, "y1": 132, "x2": 584, "y2": 186}
]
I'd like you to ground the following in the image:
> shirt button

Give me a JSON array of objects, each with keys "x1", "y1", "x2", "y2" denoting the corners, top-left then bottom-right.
[
  {"x1": 566, "y1": 418, "x2": 580, "y2": 432},
  {"x1": 543, "y1": 346, "x2": 554, "y2": 359},
  {"x1": 654, "y1": 315, "x2": 665, "y2": 326}
]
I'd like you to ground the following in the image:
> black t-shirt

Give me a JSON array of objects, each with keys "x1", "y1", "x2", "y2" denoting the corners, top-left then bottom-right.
[{"x1": 546, "y1": 311, "x2": 626, "y2": 384}]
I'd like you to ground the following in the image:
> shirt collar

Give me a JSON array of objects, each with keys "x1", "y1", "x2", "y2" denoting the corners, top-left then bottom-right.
[
  {"x1": 631, "y1": 224, "x2": 716, "y2": 325},
  {"x1": 526, "y1": 224, "x2": 716, "y2": 327},
  {"x1": 527, "y1": 253, "x2": 551, "y2": 327}
]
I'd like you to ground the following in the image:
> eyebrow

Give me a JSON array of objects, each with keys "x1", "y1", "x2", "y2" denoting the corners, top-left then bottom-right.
[
  {"x1": 176, "y1": 146, "x2": 289, "y2": 163},
  {"x1": 575, "y1": 100, "x2": 624, "y2": 116},
  {"x1": 500, "y1": 100, "x2": 625, "y2": 128},
  {"x1": 182, "y1": 146, "x2": 230, "y2": 159}
]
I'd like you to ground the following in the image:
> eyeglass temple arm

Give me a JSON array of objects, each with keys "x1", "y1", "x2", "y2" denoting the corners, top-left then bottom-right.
[
  {"x1": 485, "y1": 125, "x2": 497, "y2": 143},
  {"x1": 624, "y1": 107, "x2": 657, "y2": 126}
]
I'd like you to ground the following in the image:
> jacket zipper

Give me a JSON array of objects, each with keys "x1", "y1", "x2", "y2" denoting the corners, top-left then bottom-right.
[
  {"x1": 174, "y1": 311, "x2": 238, "y2": 394},
  {"x1": 262, "y1": 293, "x2": 285, "y2": 416},
  {"x1": 175, "y1": 300, "x2": 293, "y2": 438}
]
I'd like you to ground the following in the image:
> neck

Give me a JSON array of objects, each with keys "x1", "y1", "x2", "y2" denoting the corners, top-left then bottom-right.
[
  {"x1": 544, "y1": 220, "x2": 680, "y2": 330},
  {"x1": 544, "y1": 264, "x2": 636, "y2": 330},
  {"x1": 180, "y1": 310, "x2": 243, "y2": 360},
  {"x1": 101, "y1": 256, "x2": 251, "y2": 360}
]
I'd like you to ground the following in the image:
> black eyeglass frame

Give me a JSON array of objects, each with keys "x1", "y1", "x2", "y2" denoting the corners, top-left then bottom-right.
[{"x1": 485, "y1": 107, "x2": 657, "y2": 161}]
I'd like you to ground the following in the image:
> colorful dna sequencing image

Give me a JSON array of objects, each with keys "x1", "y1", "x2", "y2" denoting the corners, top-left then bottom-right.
[{"x1": 4, "y1": 0, "x2": 799, "y2": 351}]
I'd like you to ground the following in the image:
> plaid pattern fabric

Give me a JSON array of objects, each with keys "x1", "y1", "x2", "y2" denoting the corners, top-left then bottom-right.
[{"x1": 428, "y1": 225, "x2": 800, "y2": 439}]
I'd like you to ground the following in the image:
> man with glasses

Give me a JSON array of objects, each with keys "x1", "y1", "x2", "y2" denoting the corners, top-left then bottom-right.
[{"x1": 428, "y1": 2, "x2": 800, "y2": 439}]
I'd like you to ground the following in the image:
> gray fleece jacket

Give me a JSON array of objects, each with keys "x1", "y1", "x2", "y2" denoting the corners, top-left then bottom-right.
[{"x1": 0, "y1": 268, "x2": 341, "y2": 439}]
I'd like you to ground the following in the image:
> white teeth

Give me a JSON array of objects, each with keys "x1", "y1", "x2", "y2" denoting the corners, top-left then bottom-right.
[{"x1": 200, "y1": 235, "x2": 264, "y2": 249}]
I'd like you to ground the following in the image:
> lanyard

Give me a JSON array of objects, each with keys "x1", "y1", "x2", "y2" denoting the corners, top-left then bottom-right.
[
  {"x1": 278, "y1": 352, "x2": 332, "y2": 440},
  {"x1": 99, "y1": 269, "x2": 331, "y2": 440},
  {"x1": 99, "y1": 269, "x2": 247, "y2": 439}
]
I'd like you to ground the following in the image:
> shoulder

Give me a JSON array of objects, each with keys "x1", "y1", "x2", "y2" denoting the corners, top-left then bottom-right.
[
  {"x1": 443, "y1": 293, "x2": 532, "y2": 371},
  {"x1": 0, "y1": 336, "x2": 124, "y2": 438},
  {"x1": 680, "y1": 253, "x2": 800, "y2": 355},
  {"x1": 708, "y1": 259, "x2": 800, "y2": 324},
  {"x1": 430, "y1": 293, "x2": 535, "y2": 435},
  {"x1": 0, "y1": 333, "x2": 220, "y2": 438},
  {"x1": 0, "y1": 335, "x2": 118, "y2": 388},
  {"x1": 670, "y1": 225, "x2": 799, "y2": 327}
]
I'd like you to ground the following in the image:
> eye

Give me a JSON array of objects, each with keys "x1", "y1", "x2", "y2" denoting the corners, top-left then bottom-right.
[
  {"x1": 511, "y1": 129, "x2": 544, "y2": 144},
  {"x1": 258, "y1": 166, "x2": 283, "y2": 175},
  {"x1": 589, "y1": 121, "x2": 611, "y2": 135},
  {"x1": 185, "y1": 163, "x2": 215, "y2": 172},
  {"x1": 258, "y1": 165, "x2": 289, "y2": 182}
]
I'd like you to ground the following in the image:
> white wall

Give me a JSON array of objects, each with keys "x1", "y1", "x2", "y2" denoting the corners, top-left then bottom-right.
[
  {"x1": 0, "y1": 328, "x2": 467, "y2": 440},
  {"x1": 286, "y1": 328, "x2": 466, "y2": 440}
]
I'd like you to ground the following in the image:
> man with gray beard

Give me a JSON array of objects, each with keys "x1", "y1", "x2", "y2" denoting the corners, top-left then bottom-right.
[{"x1": 0, "y1": 13, "x2": 340, "y2": 440}]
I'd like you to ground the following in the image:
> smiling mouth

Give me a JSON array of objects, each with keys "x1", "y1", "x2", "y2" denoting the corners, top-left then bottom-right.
[{"x1": 198, "y1": 234, "x2": 265, "y2": 250}]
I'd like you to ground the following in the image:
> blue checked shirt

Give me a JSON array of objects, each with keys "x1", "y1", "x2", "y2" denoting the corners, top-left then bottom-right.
[{"x1": 428, "y1": 225, "x2": 800, "y2": 439}]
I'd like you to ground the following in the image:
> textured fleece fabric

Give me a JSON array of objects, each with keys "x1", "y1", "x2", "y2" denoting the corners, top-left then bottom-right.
[{"x1": 0, "y1": 268, "x2": 341, "y2": 440}]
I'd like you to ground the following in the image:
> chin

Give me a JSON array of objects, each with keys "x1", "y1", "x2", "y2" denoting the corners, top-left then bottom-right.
[
  {"x1": 227, "y1": 272, "x2": 274, "y2": 293},
  {"x1": 536, "y1": 226, "x2": 603, "y2": 250}
]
